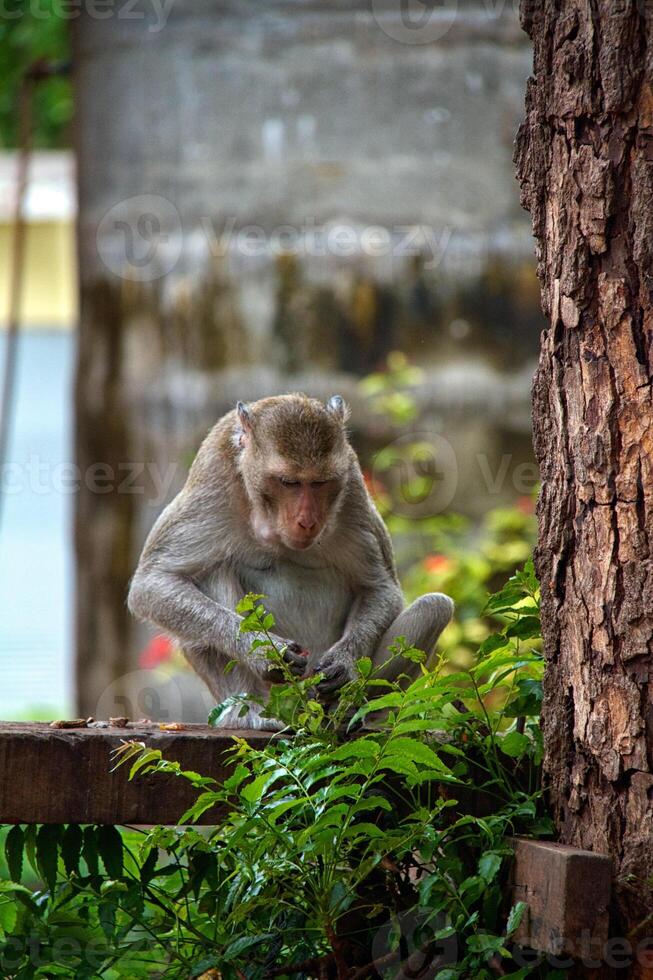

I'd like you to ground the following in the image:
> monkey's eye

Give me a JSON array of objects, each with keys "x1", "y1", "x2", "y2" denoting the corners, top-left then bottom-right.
[
  {"x1": 279, "y1": 477, "x2": 300, "y2": 488},
  {"x1": 310, "y1": 480, "x2": 327, "y2": 488}
]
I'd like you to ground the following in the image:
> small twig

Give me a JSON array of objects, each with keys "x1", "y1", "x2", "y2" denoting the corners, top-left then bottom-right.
[
  {"x1": 349, "y1": 932, "x2": 461, "y2": 980},
  {"x1": 327, "y1": 924, "x2": 351, "y2": 979},
  {"x1": 489, "y1": 953, "x2": 508, "y2": 976}
]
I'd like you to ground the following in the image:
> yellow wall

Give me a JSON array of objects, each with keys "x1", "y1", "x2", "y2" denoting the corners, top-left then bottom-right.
[{"x1": 0, "y1": 220, "x2": 77, "y2": 330}]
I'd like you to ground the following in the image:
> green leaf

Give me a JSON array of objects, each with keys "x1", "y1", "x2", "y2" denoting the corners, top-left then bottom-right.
[
  {"x1": 179, "y1": 792, "x2": 222, "y2": 824},
  {"x1": 82, "y1": 826, "x2": 99, "y2": 876},
  {"x1": 0, "y1": 881, "x2": 35, "y2": 896},
  {"x1": 128, "y1": 748, "x2": 164, "y2": 780},
  {"x1": 235, "y1": 593, "x2": 265, "y2": 614},
  {"x1": 61, "y1": 824, "x2": 83, "y2": 877},
  {"x1": 505, "y1": 615, "x2": 541, "y2": 640},
  {"x1": 477, "y1": 633, "x2": 507, "y2": 657},
  {"x1": 472, "y1": 649, "x2": 539, "y2": 680},
  {"x1": 349, "y1": 692, "x2": 404, "y2": 725},
  {"x1": 459, "y1": 875, "x2": 486, "y2": 902},
  {"x1": 378, "y1": 755, "x2": 419, "y2": 778},
  {"x1": 190, "y1": 956, "x2": 221, "y2": 977},
  {"x1": 506, "y1": 900, "x2": 528, "y2": 936},
  {"x1": 23, "y1": 825, "x2": 37, "y2": 877},
  {"x1": 139, "y1": 847, "x2": 158, "y2": 885},
  {"x1": 223, "y1": 763, "x2": 249, "y2": 792},
  {"x1": 35, "y1": 967, "x2": 73, "y2": 978},
  {"x1": 478, "y1": 851, "x2": 502, "y2": 882},
  {"x1": 341, "y1": 822, "x2": 384, "y2": 840},
  {"x1": 98, "y1": 825, "x2": 123, "y2": 878},
  {"x1": 504, "y1": 678, "x2": 543, "y2": 717},
  {"x1": 241, "y1": 772, "x2": 278, "y2": 804},
  {"x1": 330, "y1": 739, "x2": 380, "y2": 761},
  {"x1": 351, "y1": 794, "x2": 392, "y2": 815},
  {"x1": 209, "y1": 698, "x2": 242, "y2": 727},
  {"x1": 99, "y1": 899, "x2": 116, "y2": 939},
  {"x1": 223, "y1": 933, "x2": 274, "y2": 962},
  {"x1": 5, "y1": 825, "x2": 23, "y2": 883},
  {"x1": 466, "y1": 932, "x2": 506, "y2": 955},
  {"x1": 357, "y1": 657, "x2": 373, "y2": 678},
  {"x1": 0, "y1": 900, "x2": 16, "y2": 935},
  {"x1": 384, "y1": 737, "x2": 451, "y2": 773},
  {"x1": 500, "y1": 731, "x2": 530, "y2": 758},
  {"x1": 36, "y1": 824, "x2": 61, "y2": 892}
]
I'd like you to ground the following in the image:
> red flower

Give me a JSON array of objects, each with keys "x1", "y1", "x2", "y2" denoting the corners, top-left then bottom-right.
[
  {"x1": 516, "y1": 495, "x2": 535, "y2": 515},
  {"x1": 423, "y1": 554, "x2": 452, "y2": 575},
  {"x1": 139, "y1": 634, "x2": 173, "y2": 669}
]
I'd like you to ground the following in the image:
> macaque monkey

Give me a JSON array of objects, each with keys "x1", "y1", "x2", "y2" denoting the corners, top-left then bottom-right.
[{"x1": 128, "y1": 394, "x2": 453, "y2": 728}]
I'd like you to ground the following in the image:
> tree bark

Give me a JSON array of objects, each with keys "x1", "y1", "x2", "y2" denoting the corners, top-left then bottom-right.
[{"x1": 515, "y1": 0, "x2": 653, "y2": 938}]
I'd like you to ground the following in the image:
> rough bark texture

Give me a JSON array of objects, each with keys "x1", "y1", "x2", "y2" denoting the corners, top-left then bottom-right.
[{"x1": 515, "y1": 0, "x2": 653, "y2": 936}]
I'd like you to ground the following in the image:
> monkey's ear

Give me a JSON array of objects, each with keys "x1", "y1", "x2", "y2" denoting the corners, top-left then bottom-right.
[
  {"x1": 235, "y1": 401, "x2": 254, "y2": 449},
  {"x1": 326, "y1": 394, "x2": 348, "y2": 422},
  {"x1": 236, "y1": 401, "x2": 253, "y2": 432}
]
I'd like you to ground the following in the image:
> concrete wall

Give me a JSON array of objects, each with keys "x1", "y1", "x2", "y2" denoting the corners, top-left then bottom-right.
[
  {"x1": 73, "y1": 0, "x2": 540, "y2": 718},
  {"x1": 76, "y1": 0, "x2": 539, "y2": 373}
]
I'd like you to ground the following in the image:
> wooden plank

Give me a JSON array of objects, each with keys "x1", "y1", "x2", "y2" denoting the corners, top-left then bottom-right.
[
  {"x1": 511, "y1": 837, "x2": 612, "y2": 959},
  {"x1": 0, "y1": 722, "x2": 270, "y2": 825}
]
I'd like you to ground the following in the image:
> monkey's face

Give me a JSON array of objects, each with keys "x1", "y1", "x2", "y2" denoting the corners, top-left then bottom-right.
[
  {"x1": 249, "y1": 466, "x2": 343, "y2": 551},
  {"x1": 234, "y1": 394, "x2": 349, "y2": 551}
]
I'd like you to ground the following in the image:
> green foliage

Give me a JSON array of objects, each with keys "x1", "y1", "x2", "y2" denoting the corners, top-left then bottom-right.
[
  {"x1": 359, "y1": 351, "x2": 423, "y2": 424},
  {"x1": 0, "y1": 565, "x2": 553, "y2": 978},
  {"x1": 0, "y1": 2, "x2": 72, "y2": 148},
  {"x1": 391, "y1": 505, "x2": 537, "y2": 666},
  {"x1": 359, "y1": 350, "x2": 538, "y2": 674}
]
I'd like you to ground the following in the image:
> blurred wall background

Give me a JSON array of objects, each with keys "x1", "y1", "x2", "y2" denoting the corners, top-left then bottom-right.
[{"x1": 1, "y1": 0, "x2": 541, "y2": 719}]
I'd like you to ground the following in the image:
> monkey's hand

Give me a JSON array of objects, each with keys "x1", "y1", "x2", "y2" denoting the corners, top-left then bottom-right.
[
  {"x1": 312, "y1": 646, "x2": 357, "y2": 699},
  {"x1": 266, "y1": 640, "x2": 310, "y2": 682}
]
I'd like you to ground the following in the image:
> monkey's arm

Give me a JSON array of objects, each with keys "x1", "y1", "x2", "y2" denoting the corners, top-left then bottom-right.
[
  {"x1": 129, "y1": 562, "x2": 246, "y2": 659},
  {"x1": 313, "y1": 575, "x2": 403, "y2": 694},
  {"x1": 314, "y1": 483, "x2": 404, "y2": 694},
  {"x1": 128, "y1": 491, "x2": 303, "y2": 674}
]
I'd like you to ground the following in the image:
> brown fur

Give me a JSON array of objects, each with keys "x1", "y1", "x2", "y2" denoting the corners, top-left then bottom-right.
[{"x1": 128, "y1": 394, "x2": 453, "y2": 728}]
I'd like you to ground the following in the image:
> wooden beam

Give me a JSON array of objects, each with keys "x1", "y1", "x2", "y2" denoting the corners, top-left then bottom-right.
[
  {"x1": 511, "y1": 837, "x2": 612, "y2": 959},
  {"x1": 0, "y1": 722, "x2": 270, "y2": 825}
]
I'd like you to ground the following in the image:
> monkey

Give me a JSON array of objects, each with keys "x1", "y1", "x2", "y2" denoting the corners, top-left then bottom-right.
[{"x1": 128, "y1": 394, "x2": 454, "y2": 729}]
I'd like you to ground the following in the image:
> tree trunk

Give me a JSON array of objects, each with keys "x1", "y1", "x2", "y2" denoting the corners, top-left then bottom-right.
[{"x1": 515, "y1": 0, "x2": 653, "y2": 938}]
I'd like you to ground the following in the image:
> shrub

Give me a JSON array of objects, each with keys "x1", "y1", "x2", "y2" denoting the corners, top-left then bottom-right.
[{"x1": 0, "y1": 562, "x2": 552, "y2": 979}]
